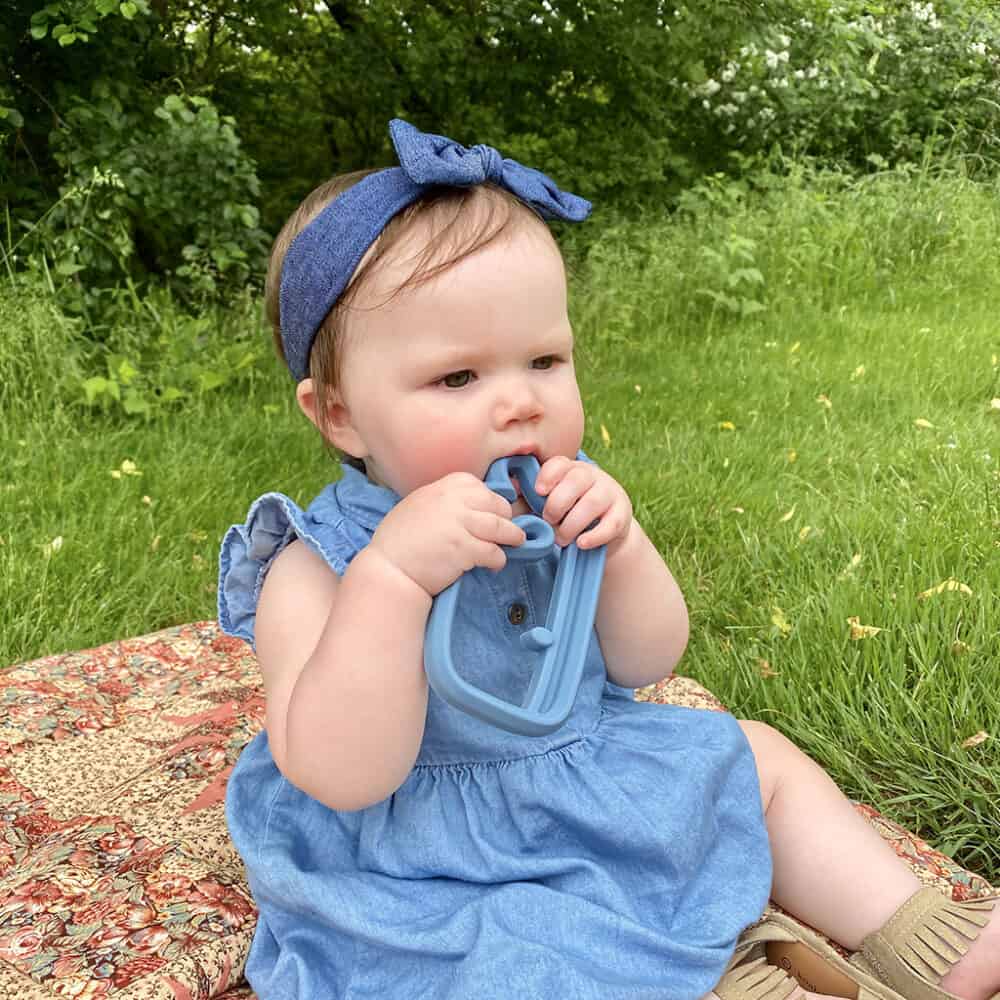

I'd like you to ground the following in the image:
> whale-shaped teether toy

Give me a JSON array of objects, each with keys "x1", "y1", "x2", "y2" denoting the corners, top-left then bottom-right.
[{"x1": 424, "y1": 455, "x2": 607, "y2": 736}]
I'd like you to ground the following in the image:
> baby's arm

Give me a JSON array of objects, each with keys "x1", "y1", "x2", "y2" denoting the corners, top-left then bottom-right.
[
  {"x1": 253, "y1": 472, "x2": 524, "y2": 812},
  {"x1": 254, "y1": 540, "x2": 432, "y2": 811},
  {"x1": 593, "y1": 521, "x2": 689, "y2": 689}
]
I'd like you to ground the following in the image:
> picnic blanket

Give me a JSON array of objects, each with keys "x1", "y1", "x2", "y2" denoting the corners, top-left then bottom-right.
[{"x1": 0, "y1": 621, "x2": 993, "y2": 999}]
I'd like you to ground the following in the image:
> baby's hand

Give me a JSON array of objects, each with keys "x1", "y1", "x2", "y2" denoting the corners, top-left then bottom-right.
[
  {"x1": 369, "y1": 473, "x2": 526, "y2": 598},
  {"x1": 534, "y1": 457, "x2": 634, "y2": 555}
]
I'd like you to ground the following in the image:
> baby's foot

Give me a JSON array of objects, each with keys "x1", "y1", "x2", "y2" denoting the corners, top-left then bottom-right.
[{"x1": 940, "y1": 901, "x2": 1000, "y2": 1000}]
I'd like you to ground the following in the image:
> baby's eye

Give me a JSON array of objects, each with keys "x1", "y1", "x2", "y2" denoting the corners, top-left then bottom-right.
[
  {"x1": 532, "y1": 355, "x2": 557, "y2": 370},
  {"x1": 439, "y1": 370, "x2": 474, "y2": 389}
]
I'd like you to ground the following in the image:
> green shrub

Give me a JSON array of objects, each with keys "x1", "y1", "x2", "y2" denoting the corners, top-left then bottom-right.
[
  {"x1": 677, "y1": 0, "x2": 1000, "y2": 173},
  {"x1": 33, "y1": 88, "x2": 267, "y2": 310},
  {"x1": 0, "y1": 272, "x2": 269, "y2": 422},
  {"x1": 75, "y1": 285, "x2": 268, "y2": 419},
  {"x1": 568, "y1": 159, "x2": 1000, "y2": 352}
]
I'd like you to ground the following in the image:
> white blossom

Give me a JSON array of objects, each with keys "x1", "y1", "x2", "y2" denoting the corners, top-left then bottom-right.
[
  {"x1": 910, "y1": 2, "x2": 941, "y2": 29},
  {"x1": 700, "y1": 78, "x2": 722, "y2": 96}
]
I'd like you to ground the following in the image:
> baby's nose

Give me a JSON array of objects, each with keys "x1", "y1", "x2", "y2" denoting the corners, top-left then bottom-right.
[{"x1": 494, "y1": 381, "x2": 542, "y2": 425}]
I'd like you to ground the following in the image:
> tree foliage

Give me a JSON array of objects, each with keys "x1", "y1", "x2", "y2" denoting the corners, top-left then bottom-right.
[{"x1": 3, "y1": 0, "x2": 999, "y2": 305}]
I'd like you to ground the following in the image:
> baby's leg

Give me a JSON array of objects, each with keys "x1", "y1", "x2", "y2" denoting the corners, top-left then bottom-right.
[
  {"x1": 741, "y1": 721, "x2": 1000, "y2": 1000},
  {"x1": 739, "y1": 720, "x2": 921, "y2": 948}
]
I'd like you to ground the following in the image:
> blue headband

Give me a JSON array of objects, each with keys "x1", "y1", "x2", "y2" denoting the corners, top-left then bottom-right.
[{"x1": 279, "y1": 118, "x2": 592, "y2": 381}]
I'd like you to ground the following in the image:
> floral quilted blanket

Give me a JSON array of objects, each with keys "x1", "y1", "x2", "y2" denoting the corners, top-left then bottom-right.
[{"x1": 0, "y1": 622, "x2": 992, "y2": 999}]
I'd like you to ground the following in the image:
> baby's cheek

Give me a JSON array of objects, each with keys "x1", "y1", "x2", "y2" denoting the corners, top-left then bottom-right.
[{"x1": 395, "y1": 432, "x2": 484, "y2": 493}]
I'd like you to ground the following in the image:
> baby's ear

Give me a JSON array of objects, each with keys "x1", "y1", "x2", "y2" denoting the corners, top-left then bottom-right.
[{"x1": 295, "y1": 378, "x2": 367, "y2": 458}]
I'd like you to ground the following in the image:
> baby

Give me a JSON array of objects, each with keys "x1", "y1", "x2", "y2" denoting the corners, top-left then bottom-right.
[{"x1": 218, "y1": 120, "x2": 999, "y2": 1000}]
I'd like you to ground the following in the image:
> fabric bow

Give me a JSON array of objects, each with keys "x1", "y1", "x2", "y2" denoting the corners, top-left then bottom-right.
[{"x1": 389, "y1": 119, "x2": 591, "y2": 223}]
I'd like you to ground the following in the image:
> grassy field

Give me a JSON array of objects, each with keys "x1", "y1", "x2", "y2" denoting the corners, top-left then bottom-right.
[{"x1": 3, "y1": 163, "x2": 998, "y2": 882}]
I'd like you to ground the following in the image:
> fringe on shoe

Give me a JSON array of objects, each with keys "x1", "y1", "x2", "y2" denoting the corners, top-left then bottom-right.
[
  {"x1": 721, "y1": 912, "x2": 897, "y2": 999},
  {"x1": 852, "y1": 888, "x2": 996, "y2": 997},
  {"x1": 714, "y1": 956, "x2": 803, "y2": 1000}
]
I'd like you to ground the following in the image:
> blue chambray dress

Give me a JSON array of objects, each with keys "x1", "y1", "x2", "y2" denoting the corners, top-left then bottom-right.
[{"x1": 218, "y1": 462, "x2": 771, "y2": 1000}]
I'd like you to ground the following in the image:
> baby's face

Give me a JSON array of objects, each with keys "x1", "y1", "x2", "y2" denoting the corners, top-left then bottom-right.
[{"x1": 336, "y1": 220, "x2": 585, "y2": 503}]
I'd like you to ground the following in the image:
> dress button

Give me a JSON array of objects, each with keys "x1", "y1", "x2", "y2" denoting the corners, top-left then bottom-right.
[{"x1": 507, "y1": 602, "x2": 527, "y2": 625}]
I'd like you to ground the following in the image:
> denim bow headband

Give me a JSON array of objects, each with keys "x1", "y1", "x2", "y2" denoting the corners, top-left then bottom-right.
[{"x1": 279, "y1": 118, "x2": 592, "y2": 381}]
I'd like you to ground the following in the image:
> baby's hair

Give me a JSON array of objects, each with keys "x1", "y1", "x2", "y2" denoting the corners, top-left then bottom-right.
[{"x1": 264, "y1": 174, "x2": 551, "y2": 469}]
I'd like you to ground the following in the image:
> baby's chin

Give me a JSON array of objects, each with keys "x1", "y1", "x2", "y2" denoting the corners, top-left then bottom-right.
[{"x1": 511, "y1": 497, "x2": 532, "y2": 518}]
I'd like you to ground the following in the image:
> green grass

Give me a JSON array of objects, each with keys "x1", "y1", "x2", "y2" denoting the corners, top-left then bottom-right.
[{"x1": 3, "y1": 163, "x2": 999, "y2": 882}]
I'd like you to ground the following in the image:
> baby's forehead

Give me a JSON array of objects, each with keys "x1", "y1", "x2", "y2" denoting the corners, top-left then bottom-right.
[
  {"x1": 352, "y1": 198, "x2": 560, "y2": 304},
  {"x1": 339, "y1": 210, "x2": 569, "y2": 360}
]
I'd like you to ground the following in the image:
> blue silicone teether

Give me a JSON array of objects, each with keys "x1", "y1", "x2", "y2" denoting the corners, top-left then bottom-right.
[{"x1": 424, "y1": 455, "x2": 607, "y2": 736}]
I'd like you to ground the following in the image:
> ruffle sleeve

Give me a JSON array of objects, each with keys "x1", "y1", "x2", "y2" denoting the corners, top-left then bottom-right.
[{"x1": 217, "y1": 491, "x2": 351, "y2": 647}]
